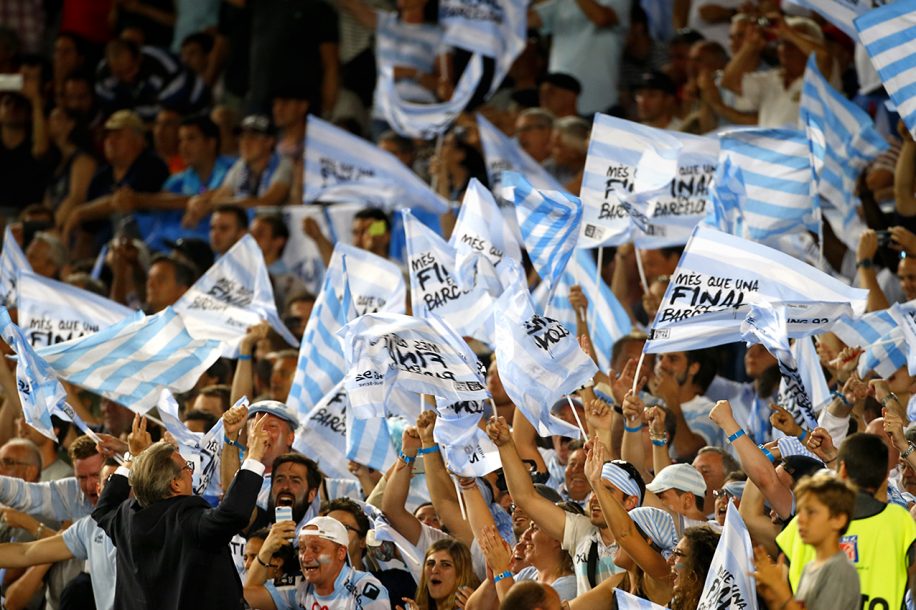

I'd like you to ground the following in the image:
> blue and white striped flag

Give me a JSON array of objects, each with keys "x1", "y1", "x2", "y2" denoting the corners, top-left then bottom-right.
[
  {"x1": 434, "y1": 410, "x2": 502, "y2": 477},
  {"x1": 857, "y1": 327, "x2": 907, "y2": 378},
  {"x1": 535, "y1": 248, "x2": 632, "y2": 373},
  {"x1": 376, "y1": 54, "x2": 485, "y2": 139},
  {"x1": 438, "y1": 0, "x2": 527, "y2": 94},
  {"x1": 785, "y1": 0, "x2": 868, "y2": 39},
  {"x1": 800, "y1": 55, "x2": 888, "y2": 248},
  {"x1": 281, "y1": 203, "x2": 363, "y2": 295},
  {"x1": 717, "y1": 128, "x2": 818, "y2": 243},
  {"x1": 0, "y1": 307, "x2": 66, "y2": 440},
  {"x1": 705, "y1": 154, "x2": 747, "y2": 237},
  {"x1": 831, "y1": 308, "x2": 897, "y2": 348},
  {"x1": 294, "y1": 381, "x2": 353, "y2": 480},
  {"x1": 615, "y1": 590, "x2": 666, "y2": 610},
  {"x1": 450, "y1": 178, "x2": 522, "y2": 293},
  {"x1": 404, "y1": 209, "x2": 495, "y2": 339},
  {"x1": 173, "y1": 234, "x2": 297, "y2": 357},
  {"x1": 891, "y1": 303, "x2": 916, "y2": 375},
  {"x1": 347, "y1": 406, "x2": 398, "y2": 473},
  {"x1": 644, "y1": 225, "x2": 868, "y2": 353},
  {"x1": 494, "y1": 260, "x2": 596, "y2": 437},
  {"x1": 375, "y1": 11, "x2": 443, "y2": 79},
  {"x1": 855, "y1": 0, "x2": 916, "y2": 139},
  {"x1": 337, "y1": 243, "x2": 406, "y2": 315},
  {"x1": 0, "y1": 225, "x2": 30, "y2": 308},
  {"x1": 286, "y1": 248, "x2": 358, "y2": 420},
  {"x1": 696, "y1": 502, "x2": 759, "y2": 610},
  {"x1": 338, "y1": 312, "x2": 490, "y2": 419},
  {"x1": 34, "y1": 307, "x2": 222, "y2": 413},
  {"x1": 501, "y1": 171, "x2": 582, "y2": 301},
  {"x1": 476, "y1": 113, "x2": 564, "y2": 195},
  {"x1": 304, "y1": 115, "x2": 448, "y2": 214},
  {"x1": 17, "y1": 270, "x2": 133, "y2": 347}
]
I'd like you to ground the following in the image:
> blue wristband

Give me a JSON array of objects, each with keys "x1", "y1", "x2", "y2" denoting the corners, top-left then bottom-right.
[
  {"x1": 224, "y1": 435, "x2": 246, "y2": 450},
  {"x1": 727, "y1": 429, "x2": 746, "y2": 444},
  {"x1": 624, "y1": 423, "x2": 643, "y2": 433},
  {"x1": 798, "y1": 429, "x2": 808, "y2": 443},
  {"x1": 417, "y1": 444, "x2": 439, "y2": 455},
  {"x1": 651, "y1": 438, "x2": 667, "y2": 447},
  {"x1": 238, "y1": 354, "x2": 252, "y2": 361},
  {"x1": 831, "y1": 390, "x2": 850, "y2": 408},
  {"x1": 399, "y1": 452, "x2": 415, "y2": 464},
  {"x1": 493, "y1": 570, "x2": 512, "y2": 583},
  {"x1": 758, "y1": 445, "x2": 775, "y2": 463}
]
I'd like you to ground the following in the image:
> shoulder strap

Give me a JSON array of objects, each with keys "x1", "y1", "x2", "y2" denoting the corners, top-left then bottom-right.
[{"x1": 586, "y1": 538, "x2": 600, "y2": 589}]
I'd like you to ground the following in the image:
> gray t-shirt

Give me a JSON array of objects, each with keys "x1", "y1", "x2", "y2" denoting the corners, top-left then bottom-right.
[{"x1": 795, "y1": 551, "x2": 860, "y2": 610}]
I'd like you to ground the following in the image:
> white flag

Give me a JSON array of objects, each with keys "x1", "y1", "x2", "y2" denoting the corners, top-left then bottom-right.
[{"x1": 696, "y1": 502, "x2": 758, "y2": 610}]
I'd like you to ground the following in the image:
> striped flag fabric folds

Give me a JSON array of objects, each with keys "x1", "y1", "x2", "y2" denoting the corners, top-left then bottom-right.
[
  {"x1": 501, "y1": 171, "x2": 582, "y2": 301},
  {"x1": 0, "y1": 225, "x2": 30, "y2": 308},
  {"x1": 35, "y1": 307, "x2": 222, "y2": 413},
  {"x1": 856, "y1": 0, "x2": 916, "y2": 138}
]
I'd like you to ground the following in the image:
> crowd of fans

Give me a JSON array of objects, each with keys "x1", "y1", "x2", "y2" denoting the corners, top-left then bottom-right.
[{"x1": 0, "y1": 0, "x2": 914, "y2": 609}]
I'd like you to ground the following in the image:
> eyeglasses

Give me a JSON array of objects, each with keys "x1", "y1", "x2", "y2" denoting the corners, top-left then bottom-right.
[
  {"x1": 0, "y1": 458, "x2": 31, "y2": 468},
  {"x1": 341, "y1": 524, "x2": 361, "y2": 536},
  {"x1": 713, "y1": 489, "x2": 732, "y2": 499},
  {"x1": 182, "y1": 460, "x2": 195, "y2": 474}
]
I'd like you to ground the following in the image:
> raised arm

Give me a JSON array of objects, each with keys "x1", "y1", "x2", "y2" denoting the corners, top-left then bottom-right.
[
  {"x1": 380, "y1": 426, "x2": 424, "y2": 545},
  {"x1": 509, "y1": 404, "x2": 547, "y2": 473},
  {"x1": 485, "y1": 416, "x2": 567, "y2": 542},
  {"x1": 856, "y1": 229, "x2": 891, "y2": 312},
  {"x1": 721, "y1": 27, "x2": 767, "y2": 95},
  {"x1": 230, "y1": 323, "x2": 269, "y2": 406},
  {"x1": 585, "y1": 439, "x2": 670, "y2": 580},
  {"x1": 895, "y1": 126, "x2": 916, "y2": 217},
  {"x1": 416, "y1": 410, "x2": 474, "y2": 544},
  {"x1": 709, "y1": 401, "x2": 794, "y2": 519},
  {"x1": 243, "y1": 520, "x2": 296, "y2": 610}
]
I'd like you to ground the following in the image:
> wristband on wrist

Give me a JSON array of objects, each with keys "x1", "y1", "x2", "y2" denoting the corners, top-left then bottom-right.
[
  {"x1": 650, "y1": 436, "x2": 667, "y2": 447},
  {"x1": 624, "y1": 423, "x2": 643, "y2": 433},
  {"x1": 256, "y1": 554, "x2": 271, "y2": 568},
  {"x1": 238, "y1": 353, "x2": 252, "y2": 361},
  {"x1": 758, "y1": 445, "x2": 775, "y2": 463},
  {"x1": 399, "y1": 452, "x2": 415, "y2": 464},
  {"x1": 903, "y1": 442, "x2": 916, "y2": 459},
  {"x1": 798, "y1": 429, "x2": 808, "y2": 443},
  {"x1": 856, "y1": 259, "x2": 873, "y2": 269},
  {"x1": 417, "y1": 444, "x2": 439, "y2": 455},
  {"x1": 727, "y1": 429, "x2": 746, "y2": 444},
  {"x1": 224, "y1": 435, "x2": 246, "y2": 450},
  {"x1": 493, "y1": 570, "x2": 512, "y2": 584},
  {"x1": 881, "y1": 392, "x2": 901, "y2": 408},
  {"x1": 831, "y1": 390, "x2": 850, "y2": 408}
]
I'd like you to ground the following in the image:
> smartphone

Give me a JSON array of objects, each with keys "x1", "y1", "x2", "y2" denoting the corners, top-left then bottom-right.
[
  {"x1": 0, "y1": 75, "x2": 23, "y2": 92},
  {"x1": 275, "y1": 506, "x2": 293, "y2": 523},
  {"x1": 876, "y1": 230, "x2": 892, "y2": 247}
]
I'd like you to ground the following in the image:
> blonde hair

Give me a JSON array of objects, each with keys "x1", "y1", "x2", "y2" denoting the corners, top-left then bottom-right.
[{"x1": 416, "y1": 539, "x2": 479, "y2": 610}]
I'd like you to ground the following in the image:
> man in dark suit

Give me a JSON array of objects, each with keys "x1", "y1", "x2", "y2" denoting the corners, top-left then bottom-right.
[{"x1": 92, "y1": 407, "x2": 269, "y2": 610}]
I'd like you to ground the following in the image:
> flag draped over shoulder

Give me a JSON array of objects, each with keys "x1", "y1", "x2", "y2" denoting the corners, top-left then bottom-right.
[
  {"x1": 696, "y1": 502, "x2": 759, "y2": 610},
  {"x1": 17, "y1": 270, "x2": 133, "y2": 348},
  {"x1": 438, "y1": 0, "x2": 527, "y2": 95},
  {"x1": 404, "y1": 208, "x2": 495, "y2": 339},
  {"x1": 501, "y1": 171, "x2": 582, "y2": 301},
  {"x1": 173, "y1": 234, "x2": 297, "y2": 356},
  {"x1": 286, "y1": 248, "x2": 358, "y2": 419},
  {"x1": 494, "y1": 261, "x2": 596, "y2": 437},
  {"x1": 644, "y1": 225, "x2": 868, "y2": 354},
  {"x1": 535, "y1": 248, "x2": 632, "y2": 373},
  {"x1": 338, "y1": 312, "x2": 490, "y2": 419},
  {"x1": 0, "y1": 225, "x2": 30, "y2": 308},
  {"x1": 855, "y1": 0, "x2": 916, "y2": 139},
  {"x1": 800, "y1": 55, "x2": 888, "y2": 248},
  {"x1": 304, "y1": 115, "x2": 448, "y2": 214},
  {"x1": 35, "y1": 307, "x2": 222, "y2": 413}
]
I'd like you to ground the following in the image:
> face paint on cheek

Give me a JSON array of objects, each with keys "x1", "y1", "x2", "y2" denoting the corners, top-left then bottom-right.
[{"x1": 317, "y1": 554, "x2": 333, "y2": 565}]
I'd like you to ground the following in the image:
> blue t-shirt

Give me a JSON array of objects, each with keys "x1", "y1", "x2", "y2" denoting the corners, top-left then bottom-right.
[
  {"x1": 271, "y1": 565, "x2": 390, "y2": 610},
  {"x1": 62, "y1": 516, "x2": 117, "y2": 610},
  {"x1": 136, "y1": 155, "x2": 235, "y2": 251},
  {"x1": 515, "y1": 566, "x2": 578, "y2": 601}
]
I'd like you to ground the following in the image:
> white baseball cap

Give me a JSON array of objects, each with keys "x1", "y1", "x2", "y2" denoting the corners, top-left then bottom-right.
[
  {"x1": 645, "y1": 463, "x2": 707, "y2": 497},
  {"x1": 299, "y1": 516, "x2": 349, "y2": 547},
  {"x1": 247, "y1": 400, "x2": 300, "y2": 428}
]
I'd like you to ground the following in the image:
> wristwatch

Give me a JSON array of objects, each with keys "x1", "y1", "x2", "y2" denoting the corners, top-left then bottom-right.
[{"x1": 902, "y1": 442, "x2": 916, "y2": 460}]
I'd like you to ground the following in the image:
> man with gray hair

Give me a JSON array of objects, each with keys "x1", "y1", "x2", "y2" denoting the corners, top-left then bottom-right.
[
  {"x1": 25, "y1": 231, "x2": 66, "y2": 280},
  {"x1": 545, "y1": 116, "x2": 590, "y2": 188},
  {"x1": 92, "y1": 409, "x2": 271, "y2": 609},
  {"x1": 515, "y1": 108, "x2": 555, "y2": 164}
]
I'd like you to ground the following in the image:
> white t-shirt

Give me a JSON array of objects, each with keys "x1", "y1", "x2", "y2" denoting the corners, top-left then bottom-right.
[
  {"x1": 678, "y1": 394, "x2": 723, "y2": 447},
  {"x1": 687, "y1": 0, "x2": 745, "y2": 50},
  {"x1": 740, "y1": 69, "x2": 804, "y2": 128},
  {"x1": 561, "y1": 512, "x2": 624, "y2": 594}
]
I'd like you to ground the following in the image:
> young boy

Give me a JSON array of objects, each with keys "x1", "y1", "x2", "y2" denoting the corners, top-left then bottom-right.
[{"x1": 754, "y1": 472, "x2": 860, "y2": 610}]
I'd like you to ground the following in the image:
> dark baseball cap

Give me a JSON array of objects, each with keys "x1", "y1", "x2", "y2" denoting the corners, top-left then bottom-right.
[
  {"x1": 541, "y1": 72, "x2": 582, "y2": 95},
  {"x1": 634, "y1": 71, "x2": 677, "y2": 96},
  {"x1": 164, "y1": 237, "x2": 214, "y2": 274}
]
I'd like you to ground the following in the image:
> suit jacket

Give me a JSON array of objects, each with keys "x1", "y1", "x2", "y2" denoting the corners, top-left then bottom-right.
[{"x1": 92, "y1": 466, "x2": 262, "y2": 610}]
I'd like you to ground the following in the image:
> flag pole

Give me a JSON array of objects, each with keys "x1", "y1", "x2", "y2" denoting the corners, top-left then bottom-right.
[
  {"x1": 633, "y1": 246, "x2": 649, "y2": 293},
  {"x1": 566, "y1": 395, "x2": 588, "y2": 439}
]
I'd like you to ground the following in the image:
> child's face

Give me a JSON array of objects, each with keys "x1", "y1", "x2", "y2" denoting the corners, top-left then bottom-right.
[{"x1": 796, "y1": 494, "x2": 846, "y2": 546}]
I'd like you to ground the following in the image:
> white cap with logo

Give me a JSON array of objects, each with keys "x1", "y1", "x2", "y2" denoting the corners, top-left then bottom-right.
[{"x1": 299, "y1": 516, "x2": 349, "y2": 547}]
